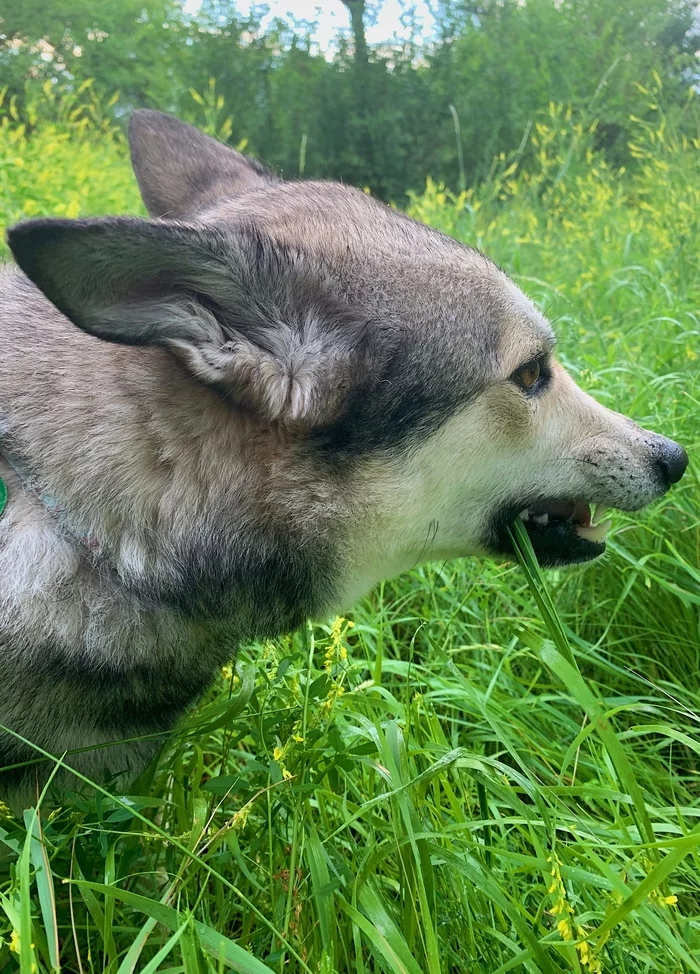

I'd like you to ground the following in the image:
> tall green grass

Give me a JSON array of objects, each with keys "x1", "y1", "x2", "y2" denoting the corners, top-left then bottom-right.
[{"x1": 0, "y1": 84, "x2": 698, "y2": 972}]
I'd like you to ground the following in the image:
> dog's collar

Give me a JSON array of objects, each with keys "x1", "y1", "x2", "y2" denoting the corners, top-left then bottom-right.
[{"x1": 0, "y1": 440, "x2": 102, "y2": 553}]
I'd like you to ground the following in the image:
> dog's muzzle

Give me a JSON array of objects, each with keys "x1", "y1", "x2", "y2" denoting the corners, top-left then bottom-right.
[{"x1": 491, "y1": 432, "x2": 688, "y2": 568}]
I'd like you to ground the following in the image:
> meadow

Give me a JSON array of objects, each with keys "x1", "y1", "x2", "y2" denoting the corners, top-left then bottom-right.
[{"x1": 0, "y1": 82, "x2": 698, "y2": 973}]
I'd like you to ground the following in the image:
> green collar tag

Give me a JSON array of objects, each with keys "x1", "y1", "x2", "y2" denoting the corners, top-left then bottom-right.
[{"x1": 0, "y1": 477, "x2": 7, "y2": 517}]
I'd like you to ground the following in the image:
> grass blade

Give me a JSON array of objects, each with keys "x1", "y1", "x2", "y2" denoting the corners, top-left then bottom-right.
[
  {"x1": 68, "y1": 881, "x2": 276, "y2": 974},
  {"x1": 25, "y1": 810, "x2": 60, "y2": 972}
]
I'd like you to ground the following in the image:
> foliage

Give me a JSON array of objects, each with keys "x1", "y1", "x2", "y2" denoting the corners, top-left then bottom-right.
[
  {"x1": 0, "y1": 0, "x2": 184, "y2": 110},
  {"x1": 428, "y1": 0, "x2": 699, "y2": 178},
  {"x1": 0, "y1": 82, "x2": 142, "y2": 227},
  {"x1": 0, "y1": 0, "x2": 698, "y2": 199},
  {"x1": 0, "y1": 85, "x2": 699, "y2": 971}
]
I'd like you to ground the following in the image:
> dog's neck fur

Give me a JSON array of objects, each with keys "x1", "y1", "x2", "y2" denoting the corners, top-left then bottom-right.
[{"x1": 0, "y1": 433, "x2": 105, "y2": 556}]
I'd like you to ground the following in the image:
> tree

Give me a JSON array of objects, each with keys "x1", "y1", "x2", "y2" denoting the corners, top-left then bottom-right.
[
  {"x1": 4, "y1": 0, "x2": 697, "y2": 200},
  {"x1": 340, "y1": 0, "x2": 369, "y2": 66},
  {"x1": 0, "y1": 0, "x2": 186, "y2": 108}
]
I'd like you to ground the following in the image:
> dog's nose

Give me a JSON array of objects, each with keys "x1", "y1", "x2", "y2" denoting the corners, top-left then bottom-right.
[{"x1": 652, "y1": 436, "x2": 688, "y2": 487}]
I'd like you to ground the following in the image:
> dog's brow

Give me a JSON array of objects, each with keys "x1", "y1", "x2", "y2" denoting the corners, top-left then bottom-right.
[
  {"x1": 542, "y1": 332, "x2": 557, "y2": 355},
  {"x1": 519, "y1": 331, "x2": 556, "y2": 366}
]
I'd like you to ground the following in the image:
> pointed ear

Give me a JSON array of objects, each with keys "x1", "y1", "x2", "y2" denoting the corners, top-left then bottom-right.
[
  {"x1": 129, "y1": 110, "x2": 279, "y2": 218},
  {"x1": 7, "y1": 217, "x2": 368, "y2": 428},
  {"x1": 7, "y1": 216, "x2": 229, "y2": 343}
]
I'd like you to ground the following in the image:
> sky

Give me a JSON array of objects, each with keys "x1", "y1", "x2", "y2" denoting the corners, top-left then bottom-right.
[{"x1": 184, "y1": 1, "x2": 437, "y2": 49}]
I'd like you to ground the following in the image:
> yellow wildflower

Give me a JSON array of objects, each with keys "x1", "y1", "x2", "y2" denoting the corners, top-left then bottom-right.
[
  {"x1": 557, "y1": 917, "x2": 574, "y2": 940},
  {"x1": 649, "y1": 888, "x2": 678, "y2": 908},
  {"x1": 547, "y1": 855, "x2": 603, "y2": 970},
  {"x1": 8, "y1": 930, "x2": 35, "y2": 958},
  {"x1": 232, "y1": 805, "x2": 250, "y2": 831}
]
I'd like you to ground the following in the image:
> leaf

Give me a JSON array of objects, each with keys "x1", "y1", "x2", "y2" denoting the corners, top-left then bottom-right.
[
  {"x1": 138, "y1": 921, "x2": 188, "y2": 974},
  {"x1": 69, "y1": 882, "x2": 274, "y2": 974},
  {"x1": 510, "y1": 520, "x2": 658, "y2": 852},
  {"x1": 115, "y1": 915, "x2": 159, "y2": 974},
  {"x1": 306, "y1": 828, "x2": 335, "y2": 966},
  {"x1": 537, "y1": 642, "x2": 657, "y2": 850},
  {"x1": 18, "y1": 822, "x2": 39, "y2": 974},
  {"x1": 24, "y1": 810, "x2": 60, "y2": 972},
  {"x1": 593, "y1": 822, "x2": 700, "y2": 943},
  {"x1": 336, "y1": 894, "x2": 424, "y2": 974},
  {"x1": 0, "y1": 477, "x2": 7, "y2": 517}
]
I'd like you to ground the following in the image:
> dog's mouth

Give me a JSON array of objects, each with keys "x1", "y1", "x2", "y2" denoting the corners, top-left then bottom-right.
[{"x1": 496, "y1": 499, "x2": 613, "y2": 567}]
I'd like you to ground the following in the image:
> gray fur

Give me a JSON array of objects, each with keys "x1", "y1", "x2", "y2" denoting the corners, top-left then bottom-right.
[
  {"x1": 0, "y1": 111, "x2": 686, "y2": 811},
  {"x1": 128, "y1": 109, "x2": 279, "y2": 218}
]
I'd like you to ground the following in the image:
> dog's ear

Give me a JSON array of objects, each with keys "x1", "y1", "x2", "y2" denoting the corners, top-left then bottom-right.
[
  {"x1": 8, "y1": 216, "x2": 366, "y2": 427},
  {"x1": 129, "y1": 110, "x2": 279, "y2": 219}
]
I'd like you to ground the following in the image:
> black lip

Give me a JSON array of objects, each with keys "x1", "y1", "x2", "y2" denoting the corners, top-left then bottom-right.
[{"x1": 493, "y1": 506, "x2": 606, "y2": 567}]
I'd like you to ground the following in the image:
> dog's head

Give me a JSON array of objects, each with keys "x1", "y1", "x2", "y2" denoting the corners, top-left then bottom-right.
[{"x1": 7, "y1": 111, "x2": 687, "y2": 613}]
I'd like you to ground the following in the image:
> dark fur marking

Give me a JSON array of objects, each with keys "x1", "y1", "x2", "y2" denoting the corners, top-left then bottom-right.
[
  {"x1": 0, "y1": 743, "x2": 36, "y2": 789},
  {"x1": 128, "y1": 523, "x2": 337, "y2": 631},
  {"x1": 37, "y1": 648, "x2": 210, "y2": 732},
  {"x1": 314, "y1": 339, "x2": 487, "y2": 457}
]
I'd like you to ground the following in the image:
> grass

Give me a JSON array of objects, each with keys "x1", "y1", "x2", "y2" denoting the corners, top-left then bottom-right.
[{"x1": 0, "y1": 83, "x2": 699, "y2": 973}]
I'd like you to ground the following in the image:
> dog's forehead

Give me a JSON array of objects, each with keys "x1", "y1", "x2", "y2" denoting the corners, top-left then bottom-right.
[
  {"x1": 213, "y1": 180, "x2": 553, "y2": 366},
  {"x1": 215, "y1": 179, "x2": 482, "y2": 276}
]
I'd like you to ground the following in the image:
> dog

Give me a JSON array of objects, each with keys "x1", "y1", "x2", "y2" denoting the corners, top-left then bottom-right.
[{"x1": 0, "y1": 110, "x2": 687, "y2": 810}]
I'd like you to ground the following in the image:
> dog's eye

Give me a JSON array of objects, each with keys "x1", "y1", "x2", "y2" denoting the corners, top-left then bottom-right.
[{"x1": 511, "y1": 360, "x2": 542, "y2": 392}]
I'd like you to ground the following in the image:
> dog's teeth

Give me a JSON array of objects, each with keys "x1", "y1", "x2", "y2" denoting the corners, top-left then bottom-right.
[
  {"x1": 575, "y1": 519, "x2": 612, "y2": 543},
  {"x1": 518, "y1": 509, "x2": 530, "y2": 520},
  {"x1": 591, "y1": 504, "x2": 610, "y2": 526},
  {"x1": 532, "y1": 513, "x2": 549, "y2": 526}
]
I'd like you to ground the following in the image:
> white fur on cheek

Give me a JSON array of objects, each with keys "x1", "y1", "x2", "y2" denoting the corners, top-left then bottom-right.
[{"x1": 336, "y1": 368, "x2": 669, "y2": 608}]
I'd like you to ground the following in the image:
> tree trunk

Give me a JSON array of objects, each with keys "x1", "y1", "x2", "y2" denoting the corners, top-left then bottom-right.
[{"x1": 341, "y1": 0, "x2": 368, "y2": 67}]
